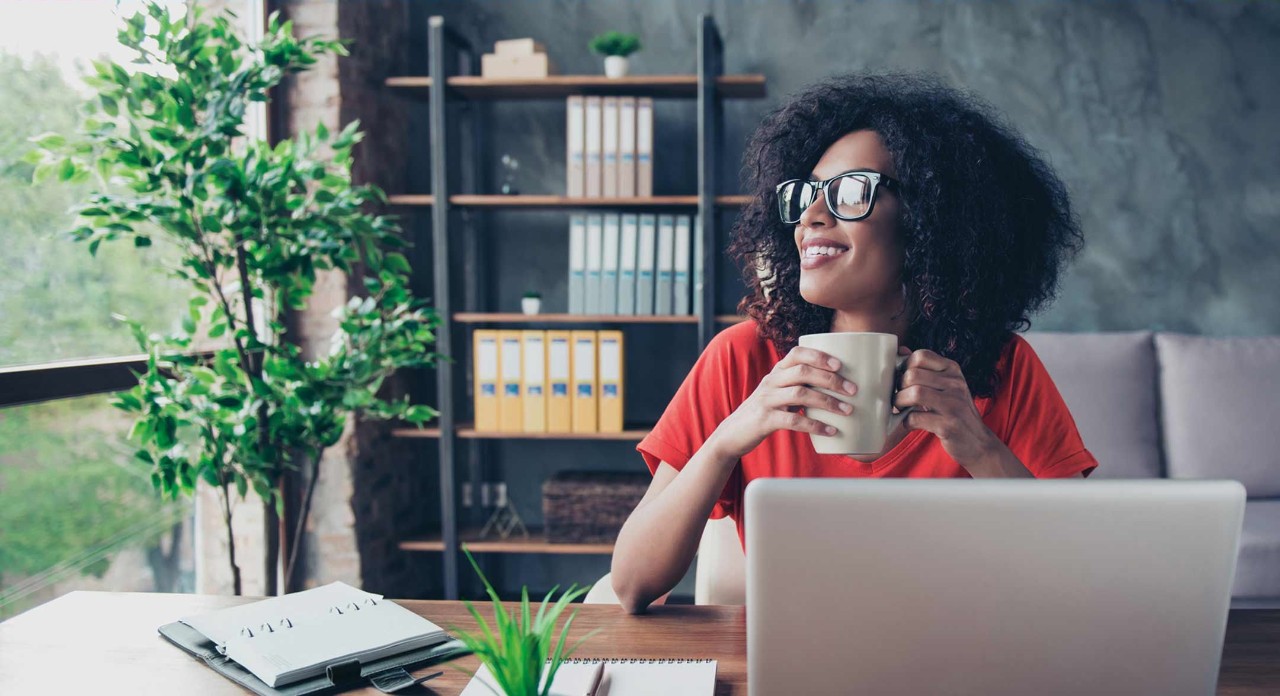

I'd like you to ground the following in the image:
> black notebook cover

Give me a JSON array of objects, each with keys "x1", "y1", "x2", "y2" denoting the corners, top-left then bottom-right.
[{"x1": 158, "y1": 620, "x2": 469, "y2": 695}]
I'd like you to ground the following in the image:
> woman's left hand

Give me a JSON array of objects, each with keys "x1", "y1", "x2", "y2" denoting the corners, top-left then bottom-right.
[{"x1": 893, "y1": 346, "x2": 1002, "y2": 472}]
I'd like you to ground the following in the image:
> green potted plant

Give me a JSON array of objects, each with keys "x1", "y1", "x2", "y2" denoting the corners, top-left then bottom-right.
[
  {"x1": 450, "y1": 547, "x2": 597, "y2": 695},
  {"x1": 588, "y1": 31, "x2": 641, "y2": 78},
  {"x1": 27, "y1": 2, "x2": 440, "y2": 594},
  {"x1": 521, "y1": 291, "x2": 542, "y2": 316}
]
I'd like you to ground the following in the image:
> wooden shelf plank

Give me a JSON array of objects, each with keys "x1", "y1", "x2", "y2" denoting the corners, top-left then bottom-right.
[
  {"x1": 453, "y1": 313, "x2": 697, "y2": 324},
  {"x1": 387, "y1": 195, "x2": 748, "y2": 208},
  {"x1": 392, "y1": 424, "x2": 650, "y2": 441},
  {"x1": 386, "y1": 74, "x2": 766, "y2": 100},
  {"x1": 716, "y1": 315, "x2": 747, "y2": 324},
  {"x1": 399, "y1": 532, "x2": 614, "y2": 555}
]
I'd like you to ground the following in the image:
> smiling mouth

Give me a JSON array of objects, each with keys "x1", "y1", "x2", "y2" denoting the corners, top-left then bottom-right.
[{"x1": 803, "y1": 245, "x2": 850, "y2": 259}]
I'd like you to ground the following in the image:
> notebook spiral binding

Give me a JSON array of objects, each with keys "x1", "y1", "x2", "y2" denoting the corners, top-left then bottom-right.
[
  {"x1": 236, "y1": 598, "x2": 380, "y2": 638},
  {"x1": 560, "y1": 658, "x2": 714, "y2": 664}
]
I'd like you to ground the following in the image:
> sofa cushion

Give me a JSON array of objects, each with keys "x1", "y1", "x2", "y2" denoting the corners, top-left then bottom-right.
[
  {"x1": 1233, "y1": 500, "x2": 1280, "y2": 598},
  {"x1": 1022, "y1": 331, "x2": 1161, "y2": 478},
  {"x1": 1157, "y1": 334, "x2": 1280, "y2": 497}
]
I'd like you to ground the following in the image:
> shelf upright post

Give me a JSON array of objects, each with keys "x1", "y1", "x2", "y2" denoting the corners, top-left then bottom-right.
[
  {"x1": 697, "y1": 15, "x2": 725, "y2": 350},
  {"x1": 428, "y1": 15, "x2": 460, "y2": 600}
]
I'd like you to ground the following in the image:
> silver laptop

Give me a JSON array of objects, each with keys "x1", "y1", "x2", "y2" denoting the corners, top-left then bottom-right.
[{"x1": 745, "y1": 479, "x2": 1245, "y2": 696}]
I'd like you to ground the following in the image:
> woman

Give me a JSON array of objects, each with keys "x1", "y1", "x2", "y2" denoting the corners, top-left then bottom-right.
[{"x1": 610, "y1": 73, "x2": 1099, "y2": 614}]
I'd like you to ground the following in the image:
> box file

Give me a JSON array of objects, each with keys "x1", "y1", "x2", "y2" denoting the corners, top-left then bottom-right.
[
  {"x1": 618, "y1": 213, "x2": 639, "y2": 315},
  {"x1": 602, "y1": 96, "x2": 619, "y2": 198},
  {"x1": 473, "y1": 331, "x2": 500, "y2": 432},
  {"x1": 636, "y1": 97, "x2": 653, "y2": 197},
  {"x1": 655, "y1": 214, "x2": 676, "y2": 315},
  {"x1": 598, "y1": 330, "x2": 624, "y2": 433},
  {"x1": 636, "y1": 214, "x2": 657, "y2": 315},
  {"x1": 568, "y1": 214, "x2": 587, "y2": 314},
  {"x1": 693, "y1": 212, "x2": 704, "y2": 317},
  {"x1": 674, "y1": 215, "x2": 692, "y2": 315},
  {"x1": 566, "y1": 96, "x2": 585, "y2": 198},
  {"x1": 546, "y1": 331, "x2": 573, "y2": 432},
  {"x1": 584, "y1": 214, "x2": 604, "y2": 315},
  {"x1": 600, "y1": 213, "x2": 620, "y2": 315},
  {"x1": 618, "y1": 96, "x2": 637, "y2": 197},
  {"x1": 498, "y1": 331, "x2": 523, "y2": 432},
  {"x1": 571, "y1": 330, "x2": 598, "y2": 433},
  {"x1": 521, "y1": 331, "x2": 547, "y2": 433},
  {"x1": 584, "y1": 96, "x2": 602, "y2": 198}
]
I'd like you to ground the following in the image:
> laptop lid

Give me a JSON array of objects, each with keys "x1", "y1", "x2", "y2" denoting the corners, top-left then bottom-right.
[{"x1": 745, "y1": 479, "x2": 1244, "y2": 696}]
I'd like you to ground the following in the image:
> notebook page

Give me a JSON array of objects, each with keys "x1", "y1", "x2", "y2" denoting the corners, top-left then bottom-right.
[
  {"x1": 222, "y1": 599, "x2": 447, "y2": 687},
  {"x1": 460, "y1": 659, "x2": 716, "y2": 696},
  {"x1": 180, "y1": 581, "x2": 380, "y2": 646}
]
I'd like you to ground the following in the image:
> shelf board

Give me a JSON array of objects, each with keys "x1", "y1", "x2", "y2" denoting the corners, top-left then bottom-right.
[
  {"x1": 716, "y1": 315, "x2": 747, "y2": 324},
  {"x1": 399, "y1": 532, "x2": 614, "y2": 555},
  {"x1": 386, "y1": 194, "x2": 749, "y2": 209},
  {"x1": 392, "y1": 424, "x2": 650, "y2": 441},
  {"x1": 385, "y1": 74, "x2": 766, "y2": 100},
  {"x1": 453, "y1": 313, "x2": 697, "y2": 324}
]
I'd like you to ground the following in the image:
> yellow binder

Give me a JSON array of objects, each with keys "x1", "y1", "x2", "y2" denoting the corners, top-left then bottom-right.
[
  {"x1": 498, "y1": 330, "x2": 523, "y2": 432},
  {"x1": 520, "y1": 330, "x2": 547, "y2": 433},
  {"x1": 473, "y1": 330, "x2": 500, "y2": 432},
  {"x1": 597, "y1": 330, "x2": 624, "y2": 432},
  {"x1": 546, "y1": 331, "x2": 573, "y2": 433},
  {"x1": 571, "y1": 330, "x2": 598, "y2": 433}
]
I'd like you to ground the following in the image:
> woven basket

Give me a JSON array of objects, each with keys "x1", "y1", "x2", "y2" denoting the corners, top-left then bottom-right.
[{"x1": 542, "y1": 471, "x2": 650, "y2": 543}]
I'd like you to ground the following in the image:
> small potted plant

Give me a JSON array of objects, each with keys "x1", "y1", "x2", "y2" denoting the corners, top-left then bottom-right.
[
  {"x1": 522, "y1": 291, "x2": 543, "y2": 316},
  {"x1": 449, "y1": 547, "x2": 597, "y2": 695},
  {"x1": 588, "y1": 31, "x2": 641, "y2": 78}
]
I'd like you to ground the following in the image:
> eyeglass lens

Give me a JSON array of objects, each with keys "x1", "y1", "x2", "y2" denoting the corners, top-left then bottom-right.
[{"x1": 779, "y1": 173, "x2": 873, "y2": 223}]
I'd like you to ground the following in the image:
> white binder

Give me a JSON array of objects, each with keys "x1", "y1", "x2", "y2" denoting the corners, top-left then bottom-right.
[
  {"x1": 693, "y1": 212, "x2": 704, "y2": 317},
  {"x1": 636, "y1": 214, "x2": 657, "y2": 315},
  {"x1": 636, "y1": 97, "x2": 653, "y2": 197},
  {"x1": 585, "y1": 96, "x2": 602, "y2": 198},
  {"x1": 584, "y1": 214, "x2": 604, "y2": 315},
  {"x1": 602, "y1": 96, "x2": 618, "y2": 198},
  {"x1": 600, "y1": 214, "x2": 621, "y2": 315},
  {"x1": 618, "y1": 96, "x2": 637, "y2": 197},
  {"x1": 618, "y1": 213, "x2": 639, "y2": 315},
  {"x1": 565, "y1": 96, "x2": 584, "y2": 197},
  {"x1": 655, "y1": 214, "x2": 676, "y2": 315},
  {"x1": 568, "y1": 214, "x2": 587, "y2": 314},
  {"x1": 674, "y1": 215, "x2": 692, "y2": 315}
]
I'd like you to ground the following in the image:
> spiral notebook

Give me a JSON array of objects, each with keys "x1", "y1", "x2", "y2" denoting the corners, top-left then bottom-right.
[
  {"x1": 460, "y1": 657, "x2": 717, "y2": 696},
  {"x1": 175, "y1": 582, "x2": 451, "y2": 689}
]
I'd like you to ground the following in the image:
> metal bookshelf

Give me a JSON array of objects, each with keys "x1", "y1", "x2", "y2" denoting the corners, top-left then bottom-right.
[{"x1": 387, "y1": 14, "x2": 763, "y2": 599}]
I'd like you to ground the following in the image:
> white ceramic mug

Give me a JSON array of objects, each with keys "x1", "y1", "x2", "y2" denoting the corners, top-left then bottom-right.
[{"x1": 797, "y1": 331, "x2": 913, "y2": 455}]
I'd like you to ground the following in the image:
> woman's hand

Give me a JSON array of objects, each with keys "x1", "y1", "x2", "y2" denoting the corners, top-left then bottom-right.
[
  {"x1": 708, "y1": 346, "x2": 858, "y2": 461},
  {"x1": 893, "y1": 347, "x2": 1006, "y2": 472}
]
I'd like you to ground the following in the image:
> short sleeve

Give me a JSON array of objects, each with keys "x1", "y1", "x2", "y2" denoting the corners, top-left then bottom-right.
[
  {"x1": 637, "y1": 326, "x2": 752, "y2": 519},
  {"x1": 995, "y1": 335, "x2": 1100, "y2": 478}
]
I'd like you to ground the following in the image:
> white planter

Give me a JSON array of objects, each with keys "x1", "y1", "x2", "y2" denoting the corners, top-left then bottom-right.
[
  {"x1": 521, "y1": 297, "x2": 542, "y2": 315},
  {"x1": 604, "y1": 55, "x2": 629, "y2": 78}
]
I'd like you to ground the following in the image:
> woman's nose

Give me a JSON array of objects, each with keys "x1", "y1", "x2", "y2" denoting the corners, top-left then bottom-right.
[{"x1": 798, "y1": 190, "x2": 832, "y2": 228}]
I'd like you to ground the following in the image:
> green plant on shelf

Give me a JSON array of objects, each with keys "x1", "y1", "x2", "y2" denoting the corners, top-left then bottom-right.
[
  {"x1": 588, "y1": 31, "x2": 641, "y2": 58},
  {"x1": 449, "y1": 546, "x2": 599, "y2": 695}
]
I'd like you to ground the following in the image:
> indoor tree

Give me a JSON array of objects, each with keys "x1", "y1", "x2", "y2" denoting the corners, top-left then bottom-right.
[{"x1": 28, "y1": 2, "x2": 439, "y2": 594}]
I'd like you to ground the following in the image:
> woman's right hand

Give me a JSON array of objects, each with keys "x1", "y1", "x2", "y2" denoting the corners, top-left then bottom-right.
[{"x1": 708, "y1": 346, "x2": 858, "y2": 461}]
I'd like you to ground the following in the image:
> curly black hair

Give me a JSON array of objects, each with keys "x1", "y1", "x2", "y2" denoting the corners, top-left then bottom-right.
[{"x1": 729, "y1": 72, "x2": 1083, "y2": 399}]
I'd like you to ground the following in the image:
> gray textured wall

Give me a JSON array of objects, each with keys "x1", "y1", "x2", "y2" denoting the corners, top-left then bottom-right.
[{"x1": 367, "y1": 0, "x2": 1280, "y2": 599}]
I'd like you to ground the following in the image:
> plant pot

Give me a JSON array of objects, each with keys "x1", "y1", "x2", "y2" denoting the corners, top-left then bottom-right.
[
  {"x1": 521, "y1": 297, "x2": 542, "y2": 315},
  {"x1": 604, "y1": 55, "x2": 629, "y2": 79}
]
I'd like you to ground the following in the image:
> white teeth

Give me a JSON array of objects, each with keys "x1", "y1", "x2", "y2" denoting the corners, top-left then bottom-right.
[{"x1": 805, "y1": 246, "x2": 847, "y2": 257}]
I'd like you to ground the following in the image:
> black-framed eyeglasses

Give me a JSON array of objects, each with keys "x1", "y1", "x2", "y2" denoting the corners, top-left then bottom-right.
[{"x1": 775, "y1": 170, "x2": 900, "y2": 224}]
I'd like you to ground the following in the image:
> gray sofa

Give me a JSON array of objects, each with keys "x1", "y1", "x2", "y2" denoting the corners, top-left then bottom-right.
[{"x1": 1024, "y1": 331, "x2": 1280, "y2": 600}]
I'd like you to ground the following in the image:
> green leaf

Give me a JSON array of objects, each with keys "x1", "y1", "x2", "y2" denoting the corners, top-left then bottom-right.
[
  {"x1": 383, "y1": 252, "x2": 411, "y2": 274},
  {"x1": 134, "y1": 236, "x2": 152, "y2": 247}
]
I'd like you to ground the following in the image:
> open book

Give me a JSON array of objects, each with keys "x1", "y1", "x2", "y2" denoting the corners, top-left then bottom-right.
[
  {"x1": 461, "y1": 657, "x2": 717, "y2": 696},
  {"x1": 178, "y1": 582, "x2": 450, "y2": 688}
]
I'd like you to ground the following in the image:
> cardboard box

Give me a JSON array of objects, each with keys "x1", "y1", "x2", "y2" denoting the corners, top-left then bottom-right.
[
  {"x1": 481, "y1": 52, "x2": 555, "y2": 79},
  {"x1": 494, "y1": 38, "x2": 545, "y2": 56}
]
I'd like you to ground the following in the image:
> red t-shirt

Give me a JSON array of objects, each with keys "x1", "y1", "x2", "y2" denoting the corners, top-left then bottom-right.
[{"x1": 636, "y1": 320, "x2": 1098, "y2": 548}]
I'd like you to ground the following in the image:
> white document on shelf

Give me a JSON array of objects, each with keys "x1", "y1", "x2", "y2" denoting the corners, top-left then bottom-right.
[
  {"x1": 568, "y1": 214, "x2": 587, "y2": 314},
  {"x1": 584, "y1": 214, "x2": 604, "y2": 315},
  {"x1": 636, "y1": 214, "x2": 657, "y2": 315},
  {"x1": 601, "y1": 213, "x2": 620, "y2": 315},
  {"x1": 618, "y1": 213, "x2": 639, "y2": 315}
]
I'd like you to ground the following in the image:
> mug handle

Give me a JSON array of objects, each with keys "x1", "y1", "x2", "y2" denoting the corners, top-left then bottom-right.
[{"x1": 887, "y1": 353, "x2": 915, "y2": 432}]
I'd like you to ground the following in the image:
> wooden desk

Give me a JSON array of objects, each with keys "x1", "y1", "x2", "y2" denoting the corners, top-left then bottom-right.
[{"x1": 0, "y1": 591, "x2": 1276, "y2": 695}]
